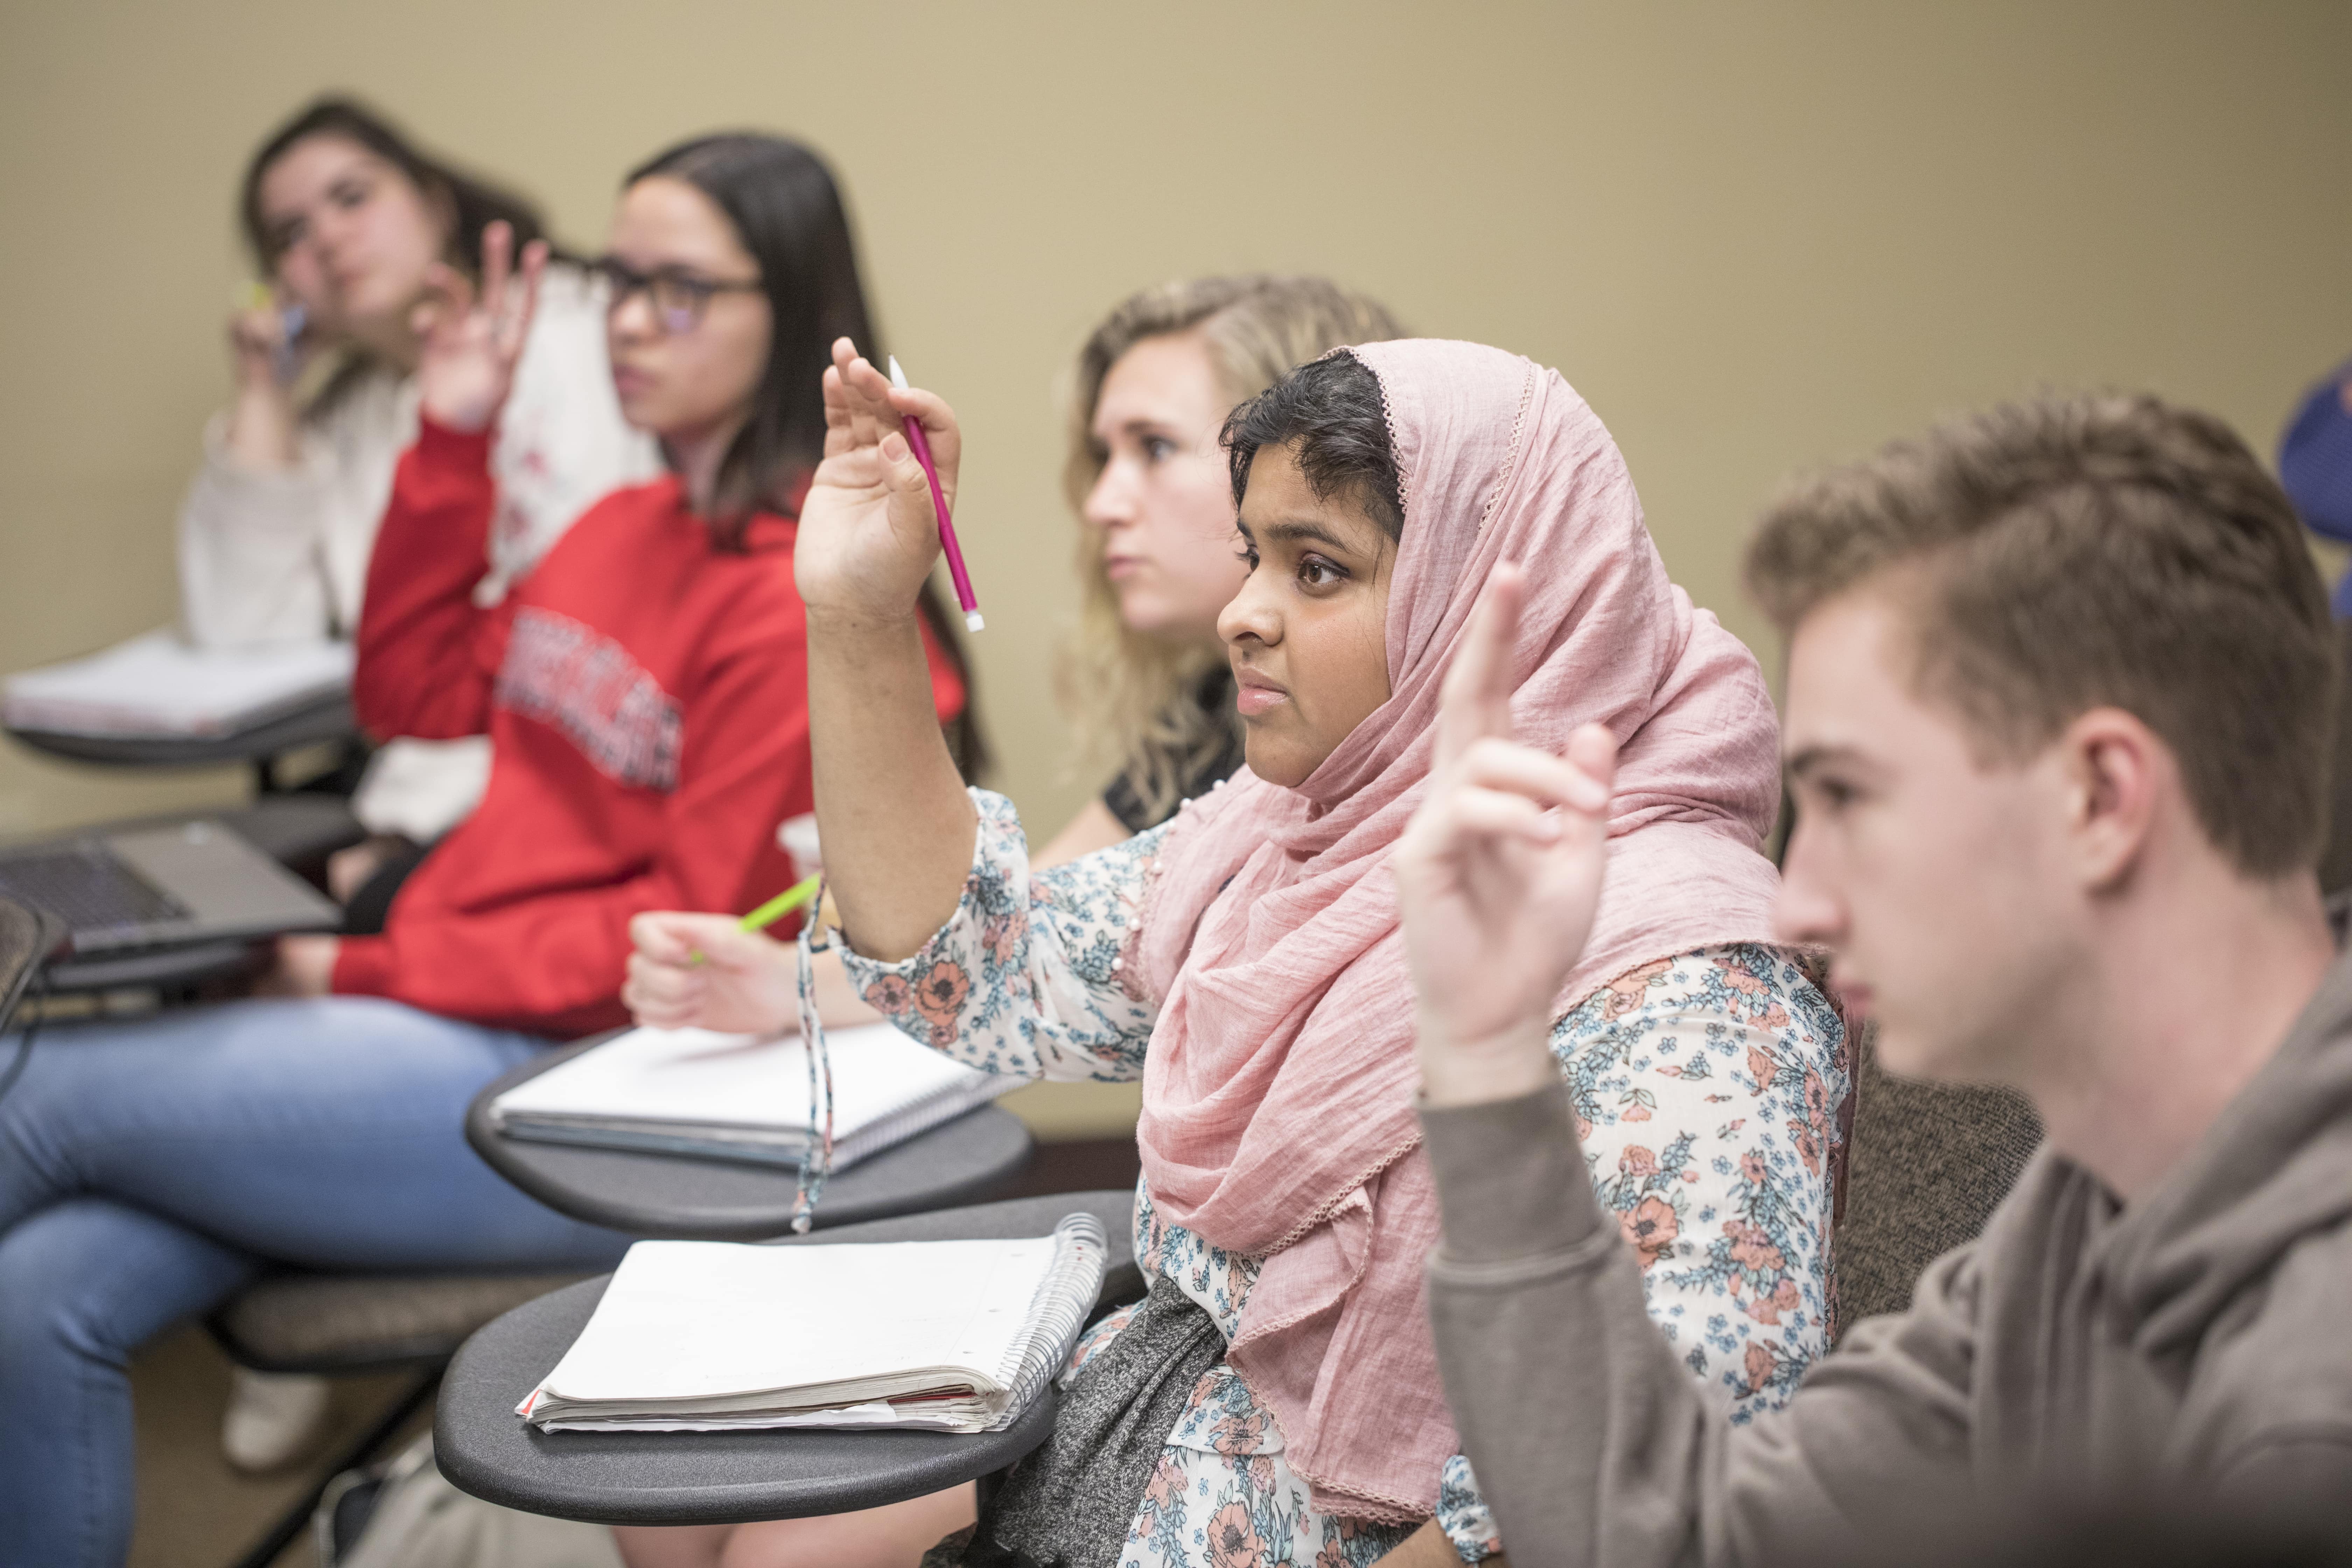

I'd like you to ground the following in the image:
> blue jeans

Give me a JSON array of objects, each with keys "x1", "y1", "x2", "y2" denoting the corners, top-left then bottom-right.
[{"x1": 0, "y1": 996, "x2": 633, "y2": 1567}]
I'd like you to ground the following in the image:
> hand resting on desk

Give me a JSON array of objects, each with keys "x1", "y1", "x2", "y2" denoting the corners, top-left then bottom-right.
[{"x1": 623, "y1": 911, "x2": 879, "y2": 1035}]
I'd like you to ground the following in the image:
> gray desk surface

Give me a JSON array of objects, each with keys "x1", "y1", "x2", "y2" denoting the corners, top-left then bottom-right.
[
  {"x1": 5, "y1": 693, "x2": 357, "y2": 769},
  {"x1": 435, "y1": 1190, "x2": 1140, "y2": 1525},
  {"x1": 465, "y1": 1038, "x2": 1036, "y2": 1240}
]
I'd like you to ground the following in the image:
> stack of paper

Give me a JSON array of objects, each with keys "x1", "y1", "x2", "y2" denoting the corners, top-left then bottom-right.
[
  {"x1": 4, "y1": 631, "x2": 353, "y2": 738},
  {"x1": 489, "y1": 1023, "x2": 1013, "y2": 1172},
  {"x1": 518, "y1": 1212, "x2": 1106, "y2": 1433}
]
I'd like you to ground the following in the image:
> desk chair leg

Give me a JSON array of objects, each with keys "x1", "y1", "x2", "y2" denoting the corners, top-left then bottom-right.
[{"x1": 224, "y1": 1367, "x2": 440, "y2": 1568}]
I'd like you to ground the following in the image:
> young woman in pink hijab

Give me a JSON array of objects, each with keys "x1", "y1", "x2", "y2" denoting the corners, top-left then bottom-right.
[{"x1": 620, "y1": 338, "x2": 1848, "y2": 1568}]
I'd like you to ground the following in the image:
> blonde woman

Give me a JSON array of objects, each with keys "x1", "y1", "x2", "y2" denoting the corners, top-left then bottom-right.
[{"x1": 1034, "y1": 276, "x2": 1406, "y2": 865}]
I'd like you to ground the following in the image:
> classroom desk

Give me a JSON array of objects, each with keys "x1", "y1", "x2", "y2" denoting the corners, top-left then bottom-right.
[
  {"x1": 6, "y1": 691, "x2": 358, "y2": 792},
  {"x1": 464, "y1": 1038, "x2": 1037, "y2": 1240},
  {"x1": 436, "y1": 1190, "x2": 1140, "y2": 1526}
]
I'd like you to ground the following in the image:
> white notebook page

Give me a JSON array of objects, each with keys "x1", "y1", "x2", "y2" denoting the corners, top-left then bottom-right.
[
  {"x1": 539, "y1": 1236, "x2": 1058, "y2": 1404},
  {"x1": 4, "y1": 630, "x2": 352, "y2": 737},
  {"x1": 491, "y1": 1023, "x2": 994, "y2": 1136}
]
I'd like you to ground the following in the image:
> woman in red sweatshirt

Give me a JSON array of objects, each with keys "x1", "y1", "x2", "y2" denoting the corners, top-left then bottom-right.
[{"x1": 0, "y1": 134, "x2": 970, "y2": 1568}]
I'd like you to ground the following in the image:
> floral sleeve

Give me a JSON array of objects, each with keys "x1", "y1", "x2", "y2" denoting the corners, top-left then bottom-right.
[
  {"x1": 1559, "y1": 941, "x2": 1847, "y2": 1416},
  {"x1": 839, "y1": 788, "x2": 1167, "y2": 1082},
  {"x1": 1436, "y1": 941, "x2": 1849, "y2": 1561}
]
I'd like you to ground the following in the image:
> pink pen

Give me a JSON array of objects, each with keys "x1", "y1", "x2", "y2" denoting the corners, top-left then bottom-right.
[{"x1": 887, "y1": 356, "x2": 983, "y2": 632}]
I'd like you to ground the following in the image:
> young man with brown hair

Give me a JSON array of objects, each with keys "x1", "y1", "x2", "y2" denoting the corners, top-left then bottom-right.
[{"x1": 1392, "y1": 393, "x2": 2352, "y2": 1564}]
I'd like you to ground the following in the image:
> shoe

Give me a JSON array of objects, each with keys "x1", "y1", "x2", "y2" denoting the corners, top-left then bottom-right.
[{"x1": 222, "y1": 1366, "x2": 333, "y2": 1473}]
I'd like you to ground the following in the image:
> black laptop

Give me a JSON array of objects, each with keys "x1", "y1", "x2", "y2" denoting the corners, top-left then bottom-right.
[{"x1": 0, "y1": 820, "x2": 341, "y2": 956}]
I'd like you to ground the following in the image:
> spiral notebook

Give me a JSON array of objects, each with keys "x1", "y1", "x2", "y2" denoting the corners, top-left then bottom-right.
[
  {"x1": 4, "y1": 630, "x2": 352, "y2": 738},
  {"x1": 518, "y1": 1212, "x2": 1106, "y2": 1434},
  {"x1": 489, "y1": 1022, "x2": 1013, "y2": 1172}
]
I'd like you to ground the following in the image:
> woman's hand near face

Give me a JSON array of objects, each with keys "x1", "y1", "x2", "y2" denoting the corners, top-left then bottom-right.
[
  {"x1": 1395, "y1": 565, "x2": 1618, "y2": 1108},
  {"x1": 221, "y1": 299, "x2": 306, "y2": 470},
  {"x1": 413, "y1": 220, "x2": 545, "y2": 434},
  {"x1": 794, "y1": 339, "x2": 959, "y2": 624}
]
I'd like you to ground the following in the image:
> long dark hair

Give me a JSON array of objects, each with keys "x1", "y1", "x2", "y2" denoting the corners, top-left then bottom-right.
[
  {"x1": 628, "y1": 133, "x2": 986, "y2": 779},
  {"x1": 240, "y1": 97, "x2": 549, "y2": 273}
]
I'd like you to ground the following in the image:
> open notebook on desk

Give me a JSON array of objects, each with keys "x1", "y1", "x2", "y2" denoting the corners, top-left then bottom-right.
[
  {"x1": 488, "y1": 1022, "x2": 1015, "y2": 1172},
  {"x1": 518, "y1": 1211, "x2": 1105, "y2": 1433},
  {"x1": 4, "y1": 630, "x2": 352, "y2": 738}
]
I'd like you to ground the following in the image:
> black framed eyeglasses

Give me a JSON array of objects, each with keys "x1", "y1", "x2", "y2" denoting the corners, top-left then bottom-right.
[{"x1": 591, "y1": 257, "x2": 763, "y2": 335}]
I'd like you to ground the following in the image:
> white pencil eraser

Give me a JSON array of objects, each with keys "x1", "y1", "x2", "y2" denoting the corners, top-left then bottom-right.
[{"x1": 965, "y1": 611, "x2": 985, "y2": 633}]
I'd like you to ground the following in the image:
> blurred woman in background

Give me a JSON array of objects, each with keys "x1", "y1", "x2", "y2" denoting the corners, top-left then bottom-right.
[{"x1": 177, "y1": 92, "x2": 658, "y2": 1474}]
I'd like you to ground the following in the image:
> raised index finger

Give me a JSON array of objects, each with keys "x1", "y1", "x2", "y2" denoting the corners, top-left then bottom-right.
[{"x1": 1436, "y1": 563, "x2": 1524, "y2": 772}]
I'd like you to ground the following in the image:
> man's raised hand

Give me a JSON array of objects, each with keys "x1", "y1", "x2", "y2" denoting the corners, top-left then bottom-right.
[{"x1": 1395, "y1": 564, "x2": 1619, "y2": 1106}]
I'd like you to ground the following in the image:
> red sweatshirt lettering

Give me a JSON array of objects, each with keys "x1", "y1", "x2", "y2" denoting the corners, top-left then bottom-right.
[{"x1": 334, "y1": 418, "x2": 965, "y2": 1036}]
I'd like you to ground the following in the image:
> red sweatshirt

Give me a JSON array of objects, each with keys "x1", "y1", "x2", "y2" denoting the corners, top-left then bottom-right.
[{"x1": 335, "y1": 417, "x2": 965, "y2": 1036}]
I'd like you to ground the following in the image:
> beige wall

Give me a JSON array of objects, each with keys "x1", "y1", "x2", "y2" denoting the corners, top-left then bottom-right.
[
  {"x1": 5, "y1": 0, "x2": 2351, "y2": 836},
  {"x1": 2, "y1": 0, "x2": 2347, "y2": 1129}
]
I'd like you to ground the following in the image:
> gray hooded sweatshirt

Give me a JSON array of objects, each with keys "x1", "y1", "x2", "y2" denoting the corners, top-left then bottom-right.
[{"x1": 1420, "y1": 949, "x2": 2352, "y2": 1566}]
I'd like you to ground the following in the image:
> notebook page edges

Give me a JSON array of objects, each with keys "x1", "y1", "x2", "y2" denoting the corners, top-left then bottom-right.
[
  {"x1": 522, "y1": 1234, "x2": 1061, "y2": 1432},
  {"x1": 489, "y1": 1023, "x2": 1010, "y2": 1171}
]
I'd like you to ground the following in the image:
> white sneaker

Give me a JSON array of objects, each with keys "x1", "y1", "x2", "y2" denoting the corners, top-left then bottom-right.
[{"x1": 222, "y1": 1367, "x2": 333, "y2": 1473}]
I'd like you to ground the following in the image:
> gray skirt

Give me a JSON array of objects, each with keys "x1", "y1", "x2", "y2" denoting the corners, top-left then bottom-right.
[{"x1": 925, "y1": 1272, "x2": 1225, "y2": 1568}]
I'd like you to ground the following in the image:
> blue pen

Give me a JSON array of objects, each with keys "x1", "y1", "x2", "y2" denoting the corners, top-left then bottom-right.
[{"x1": 274, "y1": 302, "x2": 308, "y2": 385}]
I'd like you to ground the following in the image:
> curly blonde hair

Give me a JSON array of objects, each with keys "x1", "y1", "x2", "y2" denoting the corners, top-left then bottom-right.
[{"x1": 1059, "y1": 276, "x2": 1406, "y2": 822}]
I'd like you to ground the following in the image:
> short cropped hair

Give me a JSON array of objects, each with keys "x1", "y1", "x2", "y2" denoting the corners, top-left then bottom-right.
[
  {"x1": 1744, "y1": 392, "x2": 2337, "y2": 877},
  {"x1": 1223, "y1": 352, "x2": 1406, "y2": 541}
]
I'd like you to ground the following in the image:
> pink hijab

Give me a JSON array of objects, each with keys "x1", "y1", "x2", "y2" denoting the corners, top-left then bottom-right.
[{"x1": 1133, "y1": 340, "x2": 1784, "y2": 1521}]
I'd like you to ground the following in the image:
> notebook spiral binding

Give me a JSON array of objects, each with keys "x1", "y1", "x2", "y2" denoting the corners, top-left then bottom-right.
[{"x1": 986, "y1": 1211, "x2": 1108, "y2": 1431}]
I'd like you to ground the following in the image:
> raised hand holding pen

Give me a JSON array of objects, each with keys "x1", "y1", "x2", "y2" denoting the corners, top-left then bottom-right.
[
  {"x1": 1394, "y1": 563, "x2": 1620, "y2": 1107},
  {"x1": 795, "y1": 338, "x2": 985, "y2": 964},
  {"x1": 412, "y1": 219, "x2": 546, "y2": 433},
  {"x1": 795, "y1": 337, "x2": 961, "y2": 621}
]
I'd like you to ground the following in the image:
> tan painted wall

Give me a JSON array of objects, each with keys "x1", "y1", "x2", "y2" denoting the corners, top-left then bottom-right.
[{"x1": 3, "y1": 3, "x2": 2348, "y2": 1130}]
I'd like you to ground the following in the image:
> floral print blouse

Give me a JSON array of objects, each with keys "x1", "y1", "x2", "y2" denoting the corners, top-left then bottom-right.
[{"x1": 841, "y1": 789, "x2": 1848, "y2": 1564}]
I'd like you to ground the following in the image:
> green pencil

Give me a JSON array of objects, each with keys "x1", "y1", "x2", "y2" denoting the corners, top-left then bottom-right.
[
  {"x1": 739, "y1": 873, "x2": 822, "y2": 932},
  {"x1": 686, "y1": 874, "x2": 821, "y2": 965}
]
